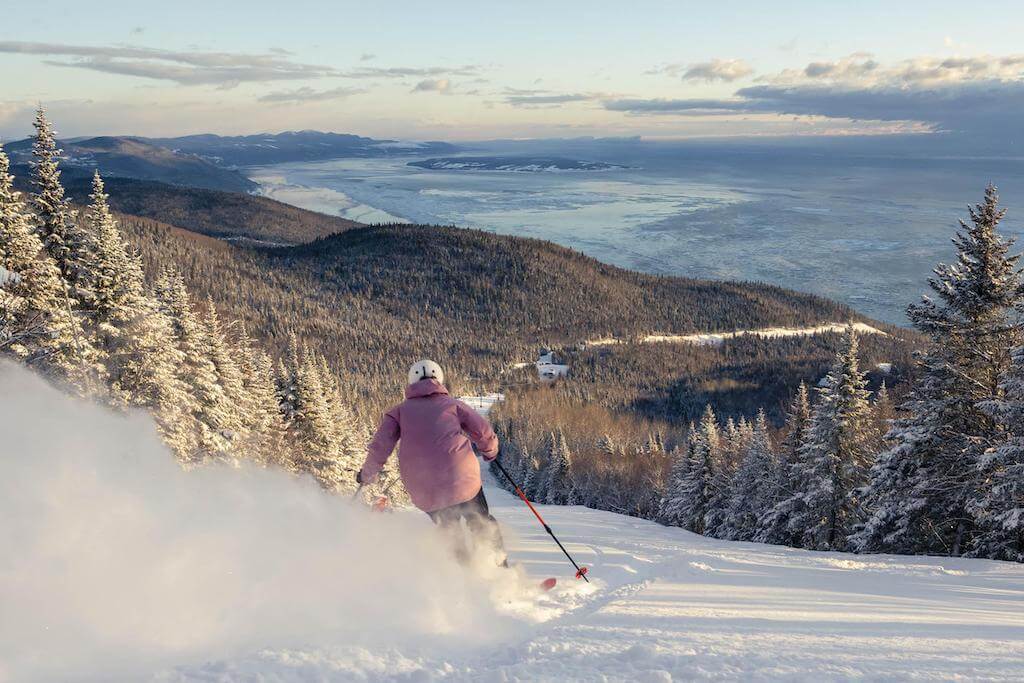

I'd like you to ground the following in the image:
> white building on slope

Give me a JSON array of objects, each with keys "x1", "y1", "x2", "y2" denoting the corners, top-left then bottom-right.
[{"x1": 536, "y1": 349, "x2": 569, "y2": 381}]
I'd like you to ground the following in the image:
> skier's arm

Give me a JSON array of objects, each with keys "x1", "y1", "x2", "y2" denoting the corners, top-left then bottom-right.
[
  {"x1": 456, "y1": 401, "x2": 499, "y2": 460},
  {"x1": 361, "y1": 409, "x2": 400, "y2": 484}
]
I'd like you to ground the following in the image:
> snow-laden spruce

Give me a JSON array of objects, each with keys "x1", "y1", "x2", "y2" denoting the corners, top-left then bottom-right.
[
  {"x1": 853, "y1": 186, "x2": 1024, "y2": 557},
  {"x1": 973, "y1": 342, "x2": 1024, "y2": 561},
  {"x1": 785, "y1": 328, "x2": 875, "y2": 551},
  {"x1": 0, "y1": 143, "x2": 95, "y2": 385},
  {"x1": 30, "y1": 108, "x2": 97, "y2": 310},
  {"x1": 719, "y1": 410, "x2": 778, "y2": 541},
  {"x1": 754, "y1": 382, "x2": 812, "y2": 546}
]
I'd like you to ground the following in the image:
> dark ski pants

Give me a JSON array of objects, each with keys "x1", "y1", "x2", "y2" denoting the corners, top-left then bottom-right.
[{"x1": 427, "y1": 487, "x2": 508, "y2": 566}]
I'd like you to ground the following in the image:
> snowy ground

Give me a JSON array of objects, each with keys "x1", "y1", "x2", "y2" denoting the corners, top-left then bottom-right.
[
  {"x1": 4, "y1": 364, "x2": 1021, "y2": 682},
  {"x1": 171, "y1": 478, "x2": 1024, "y2": 682}
]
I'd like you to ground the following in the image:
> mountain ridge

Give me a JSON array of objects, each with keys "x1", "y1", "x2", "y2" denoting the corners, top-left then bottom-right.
[{"x1": 5, "y1": 136, "x2": 256, "y2": 193}]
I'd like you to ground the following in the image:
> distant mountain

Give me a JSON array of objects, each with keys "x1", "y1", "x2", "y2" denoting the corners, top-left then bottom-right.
[
  {"x1": 5, "y1": 136, "x2": 256, "y2": 193},
  {"x1": 409, "y1": 156, "x2": 626, "y2": 172},
  {"x1": 145, "y1": 131, "x2": 460, "y2": 167},
  {"x1": 65, "y1": 176, "x2": 359, "y2": 245}
]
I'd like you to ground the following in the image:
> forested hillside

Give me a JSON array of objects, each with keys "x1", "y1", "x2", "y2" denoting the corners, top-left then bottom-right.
[
  {"x1": 10, "y1": 172, "x2": 361, "y2": 245},
  {"x1": 119, "y1": 215, "x2": 911, "y2": 416}
]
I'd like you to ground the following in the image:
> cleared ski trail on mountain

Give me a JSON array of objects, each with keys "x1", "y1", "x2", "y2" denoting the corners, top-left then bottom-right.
[{"x1": 174, "y1": 477, "x2": 1024, "y2": 682}]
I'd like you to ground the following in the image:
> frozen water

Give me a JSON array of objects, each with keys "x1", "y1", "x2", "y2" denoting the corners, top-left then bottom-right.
[{"x1": 247, "y1": 143, "x2": 1024, "y2": 325}]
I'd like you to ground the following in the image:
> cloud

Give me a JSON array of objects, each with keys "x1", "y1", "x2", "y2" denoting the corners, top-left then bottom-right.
[
  {"x1": 770, "y1": 52, "x2": 1024, "y2": 87},
  {"x1": 0, "y1": 40, "x2": 341, "y2": 87},
  {"x1": 603, "y1": 97, "x2": 750, "y2": 115},
  {"x1": 345, "y1": 65, "x2": 479, "y2": 79},
  {"x1": 735, "y1": 81, "x2": 1024, "y2": 134},
  {"x1": 258, "y1": 85, "x2": 368, "y2": 104},
  {"x1": 359, "y1": 53, "x2": 376, "y2": 61},
  {"x1": 680, "y1": 58, "x2": 754, "y2": 82},
  {"x1": 649, "y1": 58, "x2": 753, "y2": 82},
  {"x1": 609, "y1": 52, "x2": 1024, "y2": 139},
  {"x1": 804, "y1": 55, "x2": 879, "y2": 79},
  {"x1": 505, "y1": 93, "x2": 593, "y2": 107},
  {"x1": 411, "y1": 78, "x2": 452, "y2": 94}
]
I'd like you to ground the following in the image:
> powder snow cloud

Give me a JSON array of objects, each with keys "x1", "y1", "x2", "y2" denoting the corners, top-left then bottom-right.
[{"x1": 0, "y1": 361, "x2": 526, "y2": 681}]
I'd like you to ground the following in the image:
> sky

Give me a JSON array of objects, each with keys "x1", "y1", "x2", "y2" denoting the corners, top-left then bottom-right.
[{"x1": 2, "y1": 0, "x2": 1024, "y2": 142}]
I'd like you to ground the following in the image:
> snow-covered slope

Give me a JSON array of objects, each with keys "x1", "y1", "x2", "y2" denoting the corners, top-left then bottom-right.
[
  {"x1": 177, "y1": 477, "x2": 1024, "y2": 682},
  {"x1": 3, "y1": 363, "x2": 1020, "y2": 682}
]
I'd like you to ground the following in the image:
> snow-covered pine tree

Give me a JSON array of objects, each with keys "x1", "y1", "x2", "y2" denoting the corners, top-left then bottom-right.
[
  {"x1": 755, "y1": 382, "x2": 813, "y2": 545},
  {"x1": 677, "y1": 405, "x2": 720, "y2": 535},
  {"x1": 720, "y1": 410, "x2": 779, "y2": 541},
  {"x1": 201, "y1": 297, "x2": 249, "y2": 442},
  {"x1": 544, "y1": 429, "x2": 573, "y2": 505},
  {"x1": 658, "y1": 421, "x2": 695, "y2": 525},
  {"x1": 705, "y1": 414, "x2": 746, "y2": 537},
  {"x1": 29, "y1": 109, "x2": 96, "y2": 308},
  {"x1": 853, "y1": 187, "x2": 1024, "y2": 557},
  {"x1": 154, "y1": 266, "x2": 236, "y2": 458},
  {"x1": 789, "y1": 327, "x2": 874, "y2": 551},
  {"x1": 84, "y1": 173, "x2": 198, "y2": 458},
  {"x1": 0, "y1": 144, "x2": 97, "y2": 386},
  {"x1": 289, "y1": 347, "x2": 349, "y2": 491},
  {"x1": 871, "y1": 382, "x2": 895, "y2": 453},
  {"x1": 315, "y1": 354, "x2": 365, "y2": 491},
  {"x1": 276, "y1": 335, "x2": 302, "y2": 429},
  {"x1": 232, "y1": 322, "x2": 291, "y2": 467},
  {"x1": 522, "y1": 452, "x2": 542, "y2": 500},
  {"x1": 971, "y1": 342, "x2": 1024, "y2": 561}
]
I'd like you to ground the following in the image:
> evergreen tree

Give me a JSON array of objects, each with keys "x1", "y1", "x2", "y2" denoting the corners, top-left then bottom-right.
[
  {"x1": 854, "y1": 187, "x2": 1024, "y2": 556},
  {"x1": 523, "y1": 452, "x2": 542, "y2": 500},
  {"x1": 154, "y1": 266, "x2": 235, "y2": 457},
  {"x1": 790, "y1": 328, "x2": 874, "y2": 551},
  {"x1": 29, "y1": 108, "x2": 96, "y2": 304},
  {"x1": 971, "y1": 343, "x2": 1024, "y2": 561},
  {"x1": 755, "y1": 383, "x2": 813, "y2": 545},
  {"x1": 0, "y1": 144, "x2": 96, "y2": 386},
  {"x1": 544, "y1": 429, "x2": 573, "y2": 505},
  {"x1": 201, "y1": 297, "x2": 248, "y2": 440},
  {"x1": 85, "y1": 173, "x2": 198, "y2": 458},
  {"x1": 705, "y1": 414, "x2": 746, "y2": 537},
  {"x1": 677, "y1": 406, "x2": 720, "y2": 534},
  {"x1": 720, "y1": 411, "x2": 779, "y2": 541},
  {"x1": 234, "y1": 323, "x2": 291, "y2": 466},
  {"x1": 316, "y1": 354, "x2": 365, "y2": 484},
  {"x1": 289, "y1": 347, "x2": 349, "y2": 491},
  {"x1": 658, "y1": 431, "x2": 694, "y2": 525}
]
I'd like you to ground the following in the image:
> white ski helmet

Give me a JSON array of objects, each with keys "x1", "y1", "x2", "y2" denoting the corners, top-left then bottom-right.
[{"x1": 408, "y1": 359, "x2": 444, "y2": 386}]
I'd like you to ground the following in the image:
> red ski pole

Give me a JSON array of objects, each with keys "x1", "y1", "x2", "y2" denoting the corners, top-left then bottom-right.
[{"x1": 493, "y1": 458, "x2": 589, "y2": 582}]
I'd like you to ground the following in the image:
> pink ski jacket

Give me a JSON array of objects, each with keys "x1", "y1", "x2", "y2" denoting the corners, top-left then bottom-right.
[{"x1": 359, "y1": 379, "x2": 499, "y2": 513}]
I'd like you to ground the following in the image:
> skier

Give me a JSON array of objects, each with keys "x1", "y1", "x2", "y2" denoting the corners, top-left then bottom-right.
[{"x1": 357, "y1": 360, "x2": 508, "y2": 566}]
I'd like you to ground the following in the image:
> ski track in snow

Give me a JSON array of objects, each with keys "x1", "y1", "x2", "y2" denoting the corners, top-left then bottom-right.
[{"x1": 169, "y1": 477, "x2": 1024, "y2": 682}]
